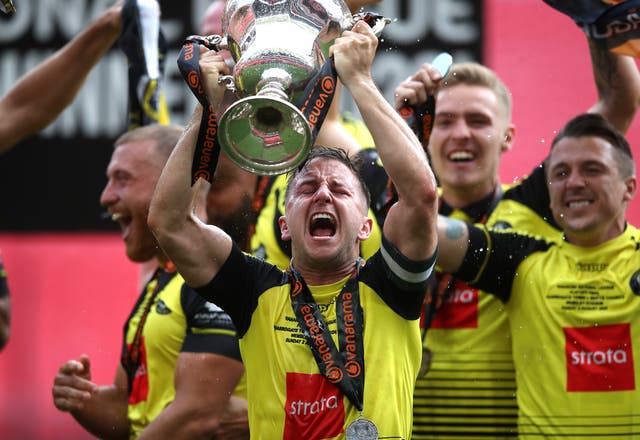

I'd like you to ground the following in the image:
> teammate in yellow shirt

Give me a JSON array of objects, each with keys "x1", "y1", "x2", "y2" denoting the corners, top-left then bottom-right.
[
  {"x1": 394, "y1": 33, "x2": 640, "y2": 440},
  {"x1": 436, "y1": 113, "x2": 640, "y2": 437},
  {"x1": 52, "y1": 125, "x2": 247, "y2": 439}
]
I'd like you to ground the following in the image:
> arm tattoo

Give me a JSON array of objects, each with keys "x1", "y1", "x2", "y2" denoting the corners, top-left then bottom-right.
[{"x1": 444, "y1": 218, "x2": 466, "y2": 240}]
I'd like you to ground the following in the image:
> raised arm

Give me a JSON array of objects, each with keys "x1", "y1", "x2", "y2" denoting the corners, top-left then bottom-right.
[
  {"x1": 332, "y1": 21, "x2": 438, "y2": 261},
  {"x1": 586, "y1": 38, "x2": 640, "y2": 134},
  {"x1": 0, "y1": 2, "x2": 122, "y2": 153},
  {"x1": 148, "y1": 51, "x2": 232, "y2": 288}
]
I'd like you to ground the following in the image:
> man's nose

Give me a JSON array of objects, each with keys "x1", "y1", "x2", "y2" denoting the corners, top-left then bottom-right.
[
  {"x1": 99, "y1": 181, "x2": 116, "y2": 206},
  {"x1": 312, "y1": 183, "x2": 332, "y2": 202},
  {"x1": 565, "y1": 170, "x2": 586, "y2": 188},
  {"x1": 450, "y1": 119, "x2": 471, "y2": 139}
]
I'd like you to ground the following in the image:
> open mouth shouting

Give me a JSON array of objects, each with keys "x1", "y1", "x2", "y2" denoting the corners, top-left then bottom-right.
[{"x1": 309, "y1": 212, "x2": 337, "y2": 238}]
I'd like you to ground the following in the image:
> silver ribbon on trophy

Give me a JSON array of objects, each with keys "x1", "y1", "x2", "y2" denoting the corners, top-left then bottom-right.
[{"x1": 191, "y1": 0, "x2": 389, "y2": 176}]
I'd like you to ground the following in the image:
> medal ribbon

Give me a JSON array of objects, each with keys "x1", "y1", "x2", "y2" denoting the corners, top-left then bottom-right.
[
  {"x1": 399, "y1": 95, "x2": 436, "y2": 152},
  {"x1": 122, "y1": 269, "x2": 161, "y2": 391},
  {"x1": 177, "y1": 36, "x2": 223, "y2": 185},
  {"x1": 296, "y1": 56, "x2": 338, "y2": 145},
  {"x1": 121, "y1": 263, "x2": 177, "y2": 391},
  {"x1": 288, "y1": 260, "x2": 366, "y2": 411}
]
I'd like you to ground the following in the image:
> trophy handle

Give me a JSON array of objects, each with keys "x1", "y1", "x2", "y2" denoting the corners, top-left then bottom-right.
[
  {"x1": 350, "y1": 12, "x2": 391, "y2": 37},
  {"x1": 218, "y1": 75, "x2": 236, "y2": 92},
  {"x1": 183, "y1": 34, "x2": 235, "y2": 91},
  {"x1": 184, "y1": 34, "x2": 228, "y2": 52}
]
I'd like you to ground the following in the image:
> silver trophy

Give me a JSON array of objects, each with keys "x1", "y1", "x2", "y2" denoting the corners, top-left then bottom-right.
[{"x1": 204, "y1": 0, "x2": 386, "y2": 175}]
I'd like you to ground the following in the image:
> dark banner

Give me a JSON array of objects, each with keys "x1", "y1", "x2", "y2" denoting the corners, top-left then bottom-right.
[{"x1": 0, "y1": 0, "x2": 482, "y2": 231}]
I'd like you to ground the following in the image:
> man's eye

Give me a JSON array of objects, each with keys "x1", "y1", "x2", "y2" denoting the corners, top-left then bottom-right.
[
  {"x1": 468, "y1": 118, "x2": 489, "y2": 126},
  {"x1": 552, "y1": 171, "x2": 568, "y2": 180}
]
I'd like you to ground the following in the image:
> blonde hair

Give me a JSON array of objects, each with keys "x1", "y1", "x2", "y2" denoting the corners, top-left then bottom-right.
[
  {"x1": 439, "y1": 62, "x2": 512, "y2": 120},
  {"x1": 114, "y1": 124, "x2": 184, "y2": 160}
]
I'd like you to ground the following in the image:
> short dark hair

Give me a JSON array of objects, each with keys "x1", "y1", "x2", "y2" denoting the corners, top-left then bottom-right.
[
  {"x1": 550, "y1": 113, "x2": 634, "y2": 178},
  {"x1": 285, "y1": 146, "x2": 371, "y2": 210}
]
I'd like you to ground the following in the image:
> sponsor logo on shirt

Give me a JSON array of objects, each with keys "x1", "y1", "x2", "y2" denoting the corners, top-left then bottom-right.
[
  {"x1": 283, "y1": 372, "x2": 345, "y2": 440},
  {"x1": 193, "y1": 301, "x2": 234, "y2": 329},
  {"x1": 431, "y1": 280, "x2": 478, "y2": 329},
  {"x1": 564, "y1": 323, "x2": 635, "y2": 392}
]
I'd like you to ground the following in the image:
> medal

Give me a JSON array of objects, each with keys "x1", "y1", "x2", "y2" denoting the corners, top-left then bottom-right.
[{"x1": 346, "y1": 417, "x2": 378, "y2": 440}]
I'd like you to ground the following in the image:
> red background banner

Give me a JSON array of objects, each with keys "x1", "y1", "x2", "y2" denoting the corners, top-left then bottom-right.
[{"x1": 1, "y1": 1, "x2": 639, "y2": 438}]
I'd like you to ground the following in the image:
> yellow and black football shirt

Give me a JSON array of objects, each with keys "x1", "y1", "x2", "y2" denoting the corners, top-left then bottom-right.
[
  {"x1": 414, "y1": 165, "x2": 563, "y2": 439},
  {"x1": 197, "y1": 238, "x2": 435, "y2": 439},
  {"x1": 122, "y1": 266, "x2": 242, "y2": 438},
  {"x1": 458, "y1": 223, "x2": 640, "y2": 437}
]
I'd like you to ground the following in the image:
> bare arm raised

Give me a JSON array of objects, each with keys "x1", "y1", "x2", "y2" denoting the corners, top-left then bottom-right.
[
  {"x1": 333, "y1": 21, "x2": 439, "y2": 261},
  {"x1": 586, "y1": 38, "x2": 640, "y2": 134},
  {"x1": 0, "y1": 2, "x2": 122, "y2": 153},
  {"x1": 148, "y1": 51, "x2": 232, "y2": 288}
]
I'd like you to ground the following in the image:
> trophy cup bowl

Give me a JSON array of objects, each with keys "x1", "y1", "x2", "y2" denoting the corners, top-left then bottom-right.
[{"x1": 216, "y1": 0, "x2": 354, "y2": 175}]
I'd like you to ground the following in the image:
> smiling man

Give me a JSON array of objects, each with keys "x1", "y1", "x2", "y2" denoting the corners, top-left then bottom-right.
[
  {"x1": 394, "y1": 45, "x2": 640, "y2": 435},
  {"x1": 148, "y1": 19, "x2": 438, "y2": 440},
  {"x1": 434, "y1": 113, "x2": 640, "y2": 437},
  {"x1": 52, "y1": 125, "x2": 248, "y2": 439}
]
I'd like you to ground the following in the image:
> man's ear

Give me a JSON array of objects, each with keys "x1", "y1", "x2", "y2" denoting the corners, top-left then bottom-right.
[
  {"x1": 500, "y1": 123, "x2": 516, "y2": 153},
  {"x1": 623, "y1": 175, "x2": 637, "y2": 204},
  {"x1": 357, "y1": 216, "x2": 373, "y2": 241},
  {"x1": 279, "y1": 216, "x2": 291, "y2": 241}
]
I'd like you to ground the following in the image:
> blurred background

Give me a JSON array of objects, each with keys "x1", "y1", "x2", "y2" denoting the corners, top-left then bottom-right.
[{"x1": 1, "y1": 0, "x2": 639, "y2": 438}]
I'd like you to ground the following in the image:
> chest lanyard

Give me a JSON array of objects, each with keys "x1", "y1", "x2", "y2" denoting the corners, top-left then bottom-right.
[
  {"x1": 122, "y1": 264, "x2": 175, "y2": 391},
  {"x1": 288, "y1": 259, "x2": 366, "y2": 411}
]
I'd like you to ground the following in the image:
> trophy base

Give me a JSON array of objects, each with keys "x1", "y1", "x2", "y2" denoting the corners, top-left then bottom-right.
[{"x1": 218, "y1": 96, "x2": 312, "y2": 176}]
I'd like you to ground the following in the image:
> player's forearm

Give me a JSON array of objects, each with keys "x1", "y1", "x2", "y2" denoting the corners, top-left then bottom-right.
[
  {"x1": 587, "y1": 38, "x2": 640, "y2": 134},
  {"x1": 0, "y1": 4, "x2": 121, "y2": 153},
  {"x1": 70, "y1": 384, "x2": 129, "y2": 440},
  {"x1": 149, "y1": 107, "x2": 203, "y2": 238},
  {"x1": 350, "y1": 78, "x2": 436, "y2": 206},
  {"x1": 136, "y1": 400, "x2": 223, "y2": 440}
]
